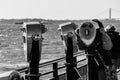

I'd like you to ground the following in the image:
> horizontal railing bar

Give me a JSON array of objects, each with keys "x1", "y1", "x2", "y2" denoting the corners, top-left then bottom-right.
[
  {"x1": 18, "y1": 59, "x2": 87, "y2": 73},
  {"x1": 41, "y1": 63, "x2": 87, "y2": 76},
  {"x1": 17, "y1": 67, "x2": 28, "y2": 73},
  {"x1": 16, "y1": 51, "x2": 85, "y2": 73},
  {"x1": 39, "y1": 52, "x2": 85, "y2": 68},
  {"x1": 41, "y1": 70, "x2": 54, "y2": 76},
  {"x1": 39, "y1": 57, "x2": 65, "y2": 67},
  {"x1": 77, "y1": 64, "x2": 87, "y2": 68},
  {"x1": 57, "y1": 58, "x2": 87, "y2": 70},
  {"x1": 77, "y1": 58, "x2": 87, "y2": 63},
  {"x1": 58, "y1": 66, "x2": 66, "y2": 70},
  {"x1": 74, "y1": 51, "x2": 85, "y2": 57}
]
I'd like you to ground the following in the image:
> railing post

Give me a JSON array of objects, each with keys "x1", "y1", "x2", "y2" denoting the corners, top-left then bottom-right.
[
  {"x1": 25, "y1": 69, "x2": 29, "y2": 80},
  {"x1": 53, "y1": 62, "x2": 58, "y2": 80}
]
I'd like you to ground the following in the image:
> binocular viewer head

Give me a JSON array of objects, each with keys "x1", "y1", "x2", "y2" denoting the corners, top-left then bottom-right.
[
  {"x1": 21, "y1": 22, "x2": 47, "y2": 40},
  {"x1": 58, "y1": 21, "x2": 98, "y2": 48},
  {"x1": 21, "y1": 21, "x2": 47, "y2": 62},
  {"x1": 78, "y1": 22, "x2": 97, "y2": 46},
  {"x1": 58, "y1": 22, "x2": 78, "y2": 36}
]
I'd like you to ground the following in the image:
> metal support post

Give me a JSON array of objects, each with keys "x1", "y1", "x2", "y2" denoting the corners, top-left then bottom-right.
[{"x1": 28, "y1": 38, "x2": 41, "y2": 80}]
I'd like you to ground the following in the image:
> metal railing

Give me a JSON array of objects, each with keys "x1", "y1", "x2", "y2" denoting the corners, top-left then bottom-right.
[
  {"x1": 15, "y1": 52, "x2": 120, "y2": 80},
  {"x1": 16, "y1": 51, "x2": 87, "y2": 80}
]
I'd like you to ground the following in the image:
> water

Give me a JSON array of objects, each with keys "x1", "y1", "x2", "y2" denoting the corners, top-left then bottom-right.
[{"x1": 0, "y1": 21, "x2": 66, "y2": 73}]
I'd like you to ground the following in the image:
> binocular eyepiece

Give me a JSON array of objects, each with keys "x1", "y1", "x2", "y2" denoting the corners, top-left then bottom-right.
[{"x1": 32, "y1": 33, "x2": 42, "y2": 41}]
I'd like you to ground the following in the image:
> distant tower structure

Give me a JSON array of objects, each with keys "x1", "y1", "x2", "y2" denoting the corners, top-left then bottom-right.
[{"x1": 109, "y1": 8, "x2": 111, "y2": 19}]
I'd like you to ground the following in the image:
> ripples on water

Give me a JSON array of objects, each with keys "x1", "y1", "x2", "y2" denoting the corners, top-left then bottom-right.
[{"x1": 0, "y1": 22, "x2": 66, "y2": 73}]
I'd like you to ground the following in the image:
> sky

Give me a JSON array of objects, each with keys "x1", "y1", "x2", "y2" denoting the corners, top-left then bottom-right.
[{"x1": 0, "y1": 0, "x2": 120, "y2": 20}]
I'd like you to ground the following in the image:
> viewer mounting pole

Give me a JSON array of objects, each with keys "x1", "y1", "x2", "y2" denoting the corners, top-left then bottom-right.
[
  {"x1": 66, "y1": 35, "x2": 74, "y2": 80},
  {"x1": 21, "y1": 22, "x2": 47, "y2": 80},
  {"x1": 66, "y1": 34, "x2": 80, "y2": 80}
]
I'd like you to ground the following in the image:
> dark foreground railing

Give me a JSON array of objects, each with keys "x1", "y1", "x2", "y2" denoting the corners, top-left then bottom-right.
[
  {"x1": 16, "y1": 52, "x2": 87, "y2": 80},
  {"x1": 15, "y1": 52, "x2": 120, "y2": 80}
]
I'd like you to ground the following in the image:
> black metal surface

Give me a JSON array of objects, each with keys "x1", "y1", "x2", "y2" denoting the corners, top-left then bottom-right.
[{"x1": 28, "y1": 39, "x2": 40, "y2": 80}]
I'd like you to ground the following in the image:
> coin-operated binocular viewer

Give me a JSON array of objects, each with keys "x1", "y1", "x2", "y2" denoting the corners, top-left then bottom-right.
[
  {"x1": 58, "y1": 22, "x2": 79, "y2": 53},
  {"x1": 76, "y1": 20, "x2": 113, "y2": 80},
  {"x1": 21, "y1": 22, "x2": 47, "y2": 80},
  {"x1": 58, "y1": 22, "x2": 82, "y2": 80}
]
